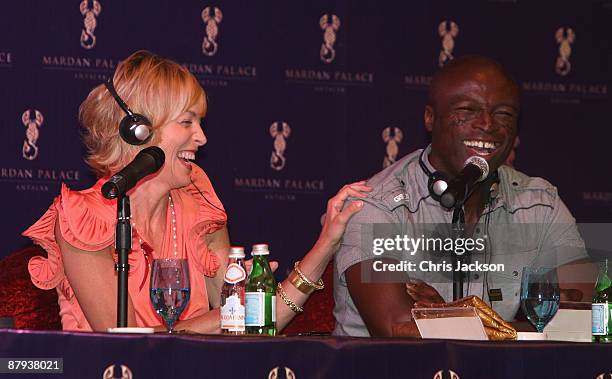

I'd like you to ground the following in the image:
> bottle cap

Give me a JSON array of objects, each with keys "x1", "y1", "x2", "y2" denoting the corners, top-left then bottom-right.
[
  {"x1": 251, "y1": 243, "x2": 270, "y2": 256},
  {"x1": 228, "y1": 246, "x2": 245, "y2": 258}
]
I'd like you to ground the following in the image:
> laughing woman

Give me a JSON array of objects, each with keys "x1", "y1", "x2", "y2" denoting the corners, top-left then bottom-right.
[{"x1": 23, "y1": 51, "x2": 368, "y2": 332}]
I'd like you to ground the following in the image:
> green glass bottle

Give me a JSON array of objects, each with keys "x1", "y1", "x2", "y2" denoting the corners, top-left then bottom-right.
[
  {"x1": 245, "y1": 244, "x2": 276, "y2": 336},
  {"x1": 592, "y1": 259, "x2": 612, "y2": 342}
]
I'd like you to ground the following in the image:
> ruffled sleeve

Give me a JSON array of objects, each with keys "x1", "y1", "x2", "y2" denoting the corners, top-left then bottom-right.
[
  {"x1": 22, "y1": 181, "x2": 115, "y2": 290},
  {"x1": 182, "y1": 164, "x2": 228, "y2": 277}
]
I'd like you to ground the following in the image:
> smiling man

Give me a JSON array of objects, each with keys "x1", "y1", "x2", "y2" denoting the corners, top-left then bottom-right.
[{"x1": 333, "y1": 56, "x2": 588, "y2": 337}]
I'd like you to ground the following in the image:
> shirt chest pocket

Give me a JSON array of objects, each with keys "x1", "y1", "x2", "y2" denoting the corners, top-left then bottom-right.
[{"x1": 484, "y1": 248, "x2": 539, "y2": 321}]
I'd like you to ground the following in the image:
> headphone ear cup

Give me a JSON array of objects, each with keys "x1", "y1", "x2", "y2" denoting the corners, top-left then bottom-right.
[
  {"x1": 428, "y1": 171, "x2": 449, "y2": 201},
  {"x1": 119, "y1": 114, "x2": 153, "y2": 145}
]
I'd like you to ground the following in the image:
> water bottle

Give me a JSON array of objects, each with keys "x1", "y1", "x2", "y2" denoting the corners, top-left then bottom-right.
[
  {"x1": 592, "y1": 258, "x2": 612, "y2": 342},
  {"x1": 220, "y1": 247, "x2": 247, "y2": 335},
  {"x1": 245, "y1": 244, "x2": 276, "y2": 335}
]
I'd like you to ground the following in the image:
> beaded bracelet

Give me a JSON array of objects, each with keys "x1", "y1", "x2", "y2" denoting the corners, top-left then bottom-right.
[{"x1": 277, "y1": 282, "x2": 304, "y2": 314}]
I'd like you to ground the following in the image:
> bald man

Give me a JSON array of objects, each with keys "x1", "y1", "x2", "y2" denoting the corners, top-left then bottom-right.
[{"x1": 333, "y1": 56, "x2": 588, "y2": 337}]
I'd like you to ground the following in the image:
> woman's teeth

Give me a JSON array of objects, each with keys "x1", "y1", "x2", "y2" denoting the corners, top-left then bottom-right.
[{"x1": 177, "y1": 151, "x2": 195, "y2": 161}]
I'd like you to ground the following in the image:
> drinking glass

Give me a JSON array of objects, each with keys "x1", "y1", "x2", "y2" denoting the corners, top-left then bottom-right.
[
  {"x1": 520, "y1": 267, "x2": 560, "y2": 333},
  {"x1": 150, "y1": 259, "x2": 190, "y2": 333}
]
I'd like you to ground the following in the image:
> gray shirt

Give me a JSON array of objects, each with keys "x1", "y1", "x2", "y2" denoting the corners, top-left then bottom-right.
[{"x1": 333, "y1": 148, "x2": 587, "y2": 337}]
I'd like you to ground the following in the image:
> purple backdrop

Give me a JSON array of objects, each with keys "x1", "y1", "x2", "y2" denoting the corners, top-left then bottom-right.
[{"x1": 1, "y1": 1, "x2": 611, "y2": 278}]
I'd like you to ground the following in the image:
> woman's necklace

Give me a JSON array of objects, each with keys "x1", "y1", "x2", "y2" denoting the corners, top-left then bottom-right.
[
  {"x1": 133, "y1": 194, "x2": 178, "y2": 290},
  {"x1": 132, "y1": 193, "x2": 178, "y2": 258}
]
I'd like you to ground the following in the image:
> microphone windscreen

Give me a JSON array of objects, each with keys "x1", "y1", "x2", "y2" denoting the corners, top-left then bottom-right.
[{"x1": 464, "y1": 156, "x2": 489, "y2": 182}]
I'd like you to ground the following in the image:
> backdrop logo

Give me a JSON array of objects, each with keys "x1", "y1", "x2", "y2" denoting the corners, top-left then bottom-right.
[
  {"x1": 382, "y1": 127, "x2": 403, "y2": 168},
  {"x1": 202, "y1": 6, "x2": 223, "y2": 56},
  {"x1": 102, "y1": 364, "x2": 132, "y2": 379},
  {"x1": 270, "y1": 121, "x2": 291, "y2": 171},
  {"x1": 0, "y1": 51, "x2": 12, "y2": 65},
  {"x1": 320, "y1": 14, "x2": 341, "y2": 63},
  {"x1": 268, "y1": 366, "x2": 296, "y2": 379},
  {"x1": 433, "y1": 370, "x2": 460, "y2": 379},
  {"x1": 22, "y1": 109, "x2": 43, "y2": 161},
  {"x1": 555, "y1": 27, "x2": 575, "y2": 76},
  {"x1": 80, "y1": 0, "x2": 101, "y2": 49},
  {"x1": 438, "y1": 21, "x2": 459, "y2": 67}
]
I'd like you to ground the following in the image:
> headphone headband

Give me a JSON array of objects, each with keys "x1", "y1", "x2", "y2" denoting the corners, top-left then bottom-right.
[
  {"x1": 104, "y1": 78, "x2": 153, "y2": 146},
  {"x1": 104, "y1": 80, "x2": 133, "y2": 116}
]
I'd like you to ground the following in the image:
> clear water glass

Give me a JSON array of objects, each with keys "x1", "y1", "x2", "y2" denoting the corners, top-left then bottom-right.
[
  {"x1": 150, "y1": 259, "x2": 190, "y2": 333},
  {"x1": 520, "y1": 267, "x2": 560, "y2": 333}
]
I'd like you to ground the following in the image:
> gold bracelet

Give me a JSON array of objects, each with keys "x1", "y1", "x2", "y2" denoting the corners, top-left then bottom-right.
[
  {"x1": 277, "y1": 283, "x2": 304, "y2": 314},
  {"x1": 288, "y1": 269, "x2": 315, "y2": 295},
  {"x1": 293, "y1": 261, "x2": 324, "y2": 291}
]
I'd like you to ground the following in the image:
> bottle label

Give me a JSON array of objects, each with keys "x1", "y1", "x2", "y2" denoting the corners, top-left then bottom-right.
[
  {"x1": 224, "y1": 263, "x2": 246, "y2": 284},
  {"x1": 272, "y1": 295, "x2": 276, "y2": 323},
  {"x1": 221, "y1": 294, "x2": 245, "y2": 331},
  {"x1": 592, "y1": 303, "x2": 609, "y2": 335},
  {"x1": 245, "y1": 292, "x2": 265, "y2": 326}
]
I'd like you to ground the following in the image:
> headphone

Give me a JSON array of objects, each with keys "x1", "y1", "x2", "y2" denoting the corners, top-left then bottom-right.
[
  {"x1": 418, "y1": 147, "x2": 450, "y2": 202},
  {"x1": 418, "y1": 146, "x2": 500, "y2": 204},
  {"x1": 104, "y1": 79, "x2": 153, "y2": 145}
]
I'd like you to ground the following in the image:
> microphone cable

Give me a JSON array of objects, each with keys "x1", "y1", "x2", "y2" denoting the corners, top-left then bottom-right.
[{"x1": 190, "y1": 178, "x2": 225, "y2": 214}]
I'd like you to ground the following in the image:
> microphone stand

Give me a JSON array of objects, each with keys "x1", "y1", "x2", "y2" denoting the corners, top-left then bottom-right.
[
  {"x1": 115, "y1": 195, "x2": 132, "y2": 327},
  {"x1": 451, "y1": 206, "x2": 466, "y2": 301}
]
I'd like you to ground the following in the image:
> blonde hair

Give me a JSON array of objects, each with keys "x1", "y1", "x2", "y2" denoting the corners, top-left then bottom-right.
[{"x1": 80, "y1": 50, "x2": 206, "y2": 177}]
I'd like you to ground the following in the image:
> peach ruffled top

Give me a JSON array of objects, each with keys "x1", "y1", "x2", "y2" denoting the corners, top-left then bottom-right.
[{"x1": 22, "y1": 164, "x2": 227, "y2": 331}]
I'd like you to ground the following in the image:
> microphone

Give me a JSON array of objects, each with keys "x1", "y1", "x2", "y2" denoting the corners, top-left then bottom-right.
[
  {"x1": 102, "y1": 146, "x2": 165, "y2": 199},
  {"x1": 440, "y1": 156, "x2": 489, "y2": 209}
]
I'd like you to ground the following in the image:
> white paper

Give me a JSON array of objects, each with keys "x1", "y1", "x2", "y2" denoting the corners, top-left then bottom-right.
[{"x1": 415, "y1": 316, "x2": 488, "y2": 341}]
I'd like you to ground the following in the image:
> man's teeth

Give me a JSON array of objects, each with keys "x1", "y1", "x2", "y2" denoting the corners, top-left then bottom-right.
[
  {"x1": 464, "y1": 140, "x2": 497, "y2": 150},
  {"x1": 177, "y1": 151, "x2": 195, "y2": 161}
]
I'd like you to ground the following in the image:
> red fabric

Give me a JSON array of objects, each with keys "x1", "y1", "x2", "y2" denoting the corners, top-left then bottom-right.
[
  {"x1": 0, "y1": 246, "x2": 61, "y2": 330},
  {"x1": 282, "y1": 262, "x2": 335, "y2": 335}
]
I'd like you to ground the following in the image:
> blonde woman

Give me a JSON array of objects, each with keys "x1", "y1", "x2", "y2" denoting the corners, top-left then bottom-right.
[{"x1": 24, "y1": 50, "x2": 369, "y2": 333}]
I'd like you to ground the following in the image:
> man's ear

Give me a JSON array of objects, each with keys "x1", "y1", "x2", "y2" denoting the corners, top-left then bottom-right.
[{"x1": 424, "y1": 105, "x2": 434, "y2": 133}]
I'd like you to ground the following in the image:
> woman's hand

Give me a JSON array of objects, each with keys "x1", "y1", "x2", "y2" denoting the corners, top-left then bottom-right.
[{"x1": 317, "y1": 180, "x2": 372, "y2": 252}]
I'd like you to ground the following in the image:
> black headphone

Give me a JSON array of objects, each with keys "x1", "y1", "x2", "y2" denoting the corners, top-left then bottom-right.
[
  {"x1": 419, "y1": 146, "x2": 500, "y2": 204},
  {"x1": 104, "y1": 79, "x2": 153, "y2": 145},
  {"x1": 418, "y1": 147, "x2": 450, "y2": 202}
]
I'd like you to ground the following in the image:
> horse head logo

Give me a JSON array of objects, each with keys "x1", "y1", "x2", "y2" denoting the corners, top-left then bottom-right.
[
  {"x1": 22, "y1": 109, "x2": 43, "y2": 161},
  {"x1": 438, "y1": 21, "x2": 459, "y2": 67},
  {"x1": 270, "y1": 121, "x2": 291, "y2": 171},
  {"x1": 80, "y1": 0, "x2": 102, "y2": 49},
  {"x1": 202, "y1": 6, "x2": 223, "y2": 56},
  {"x1": 320, "y1": 14, "x2": 341, "y2": 63}
]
